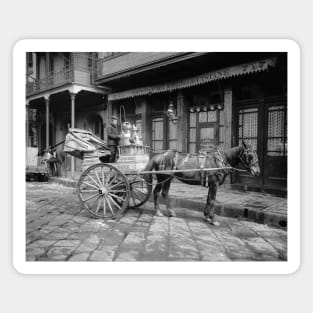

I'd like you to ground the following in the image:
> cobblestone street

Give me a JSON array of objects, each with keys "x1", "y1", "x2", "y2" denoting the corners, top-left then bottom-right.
[{"x1": 26, "y1": 183, "x2": 287, "y2": 262}]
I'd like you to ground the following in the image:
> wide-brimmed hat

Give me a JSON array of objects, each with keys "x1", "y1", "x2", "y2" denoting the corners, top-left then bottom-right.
[{"x1": 111, "y1": 115, "x2": 118, "y2": 120}]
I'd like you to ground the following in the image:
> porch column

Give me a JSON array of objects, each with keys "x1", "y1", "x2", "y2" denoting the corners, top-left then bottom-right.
[
  {"x1": 223, "y1": 88, "x2": 232, "y2": 150},
  {"x1": 223, "y1": 87, "x2": 233, "y2": 185},
  {"x1": 70, "y1": 92, "x2": 76, "y2": 179},
  {"x1": 140, "y1": 98, "x2": 151, "y2": 145},
  {"x1": 44, "y1": 97, "x2": 50, "y2": 149},
  {"x1": 26, "y1": 101, "x2": 29, "y2": 147},
  {"x1": 104, "y1": 100, "x2": 112, "y2": 143},
  {"x1": 176, "y1": 91, "x2": 188, "y2": 153}
]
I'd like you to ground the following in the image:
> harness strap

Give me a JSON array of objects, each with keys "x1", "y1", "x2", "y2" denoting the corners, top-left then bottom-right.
[
  {"x1": 198, "y1": 153, "x2": 206, "y2": 186},
  {"x1": 183, "y1": 153, "x2": 190, "y2": 163},
  {"x1": 173, "y1": 151, "x2": 179, "y2": 170}
]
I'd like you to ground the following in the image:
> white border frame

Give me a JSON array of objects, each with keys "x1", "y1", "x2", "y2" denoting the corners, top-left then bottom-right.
[{"x1": 13, "y1": 39, "x2": 300, "y2": 274}]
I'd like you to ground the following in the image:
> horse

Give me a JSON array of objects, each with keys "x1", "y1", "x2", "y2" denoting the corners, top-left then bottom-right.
[{"x1": 143, "y1": 141, "x2": 260, "y2": 226}]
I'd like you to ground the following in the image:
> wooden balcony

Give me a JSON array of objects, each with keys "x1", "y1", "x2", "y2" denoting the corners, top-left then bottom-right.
[{"x1": 26, "y1": 54, "x2": 96, "y2": 97}]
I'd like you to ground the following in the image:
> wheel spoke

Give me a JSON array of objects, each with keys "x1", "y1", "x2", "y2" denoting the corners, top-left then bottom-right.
[
  {"x1": 132, "y1": 187, "x2": 147, "y2": 196},
  {"x1": 103, "y1": 197, "x2": 106, "y2": 216},
  {"x1": 105, "y1": 168, "x2": 113, "y2": 185},
  {"x1": 107, "y1": 194, "x2": 122, "y2": 212},
  {"x1": 107, "y1": 179, "x2": 119, "y2": 188},
  {"x1": 101, "y1": 167, "x2": 105, "y2": 186},
  {"x1": 87, "y1": 174, "x2": 101, "y2": 188},
  {"x1": 80, "y1": 189, "x2": 98, "y2": 193},
  {"x1": 109, "y1": 189, "x2": 128, "y2": 193},
  {"x1": 110, "y1": 193, "x2": 125, "y2": 202},
  {"x1": 109, "y1": 181, "x2": 126, "y2": 189},
  {"x1": 82, "y1": 181, "x2": 99, "y2": 190},
  {"x1": 132, "y1": 189, "x2": 144, "y2": 201},
  {"x1": 130, "y1": 191, "x2": 137, "y2": 205},
  {"x1": 95, "y1": 197, "x2": 102, "y2": 213},
  {"x1": 83, "y1": 192, "x2": 99, "y2": 203},
  {"x1": 105, "y1": 196, "x2": 115, "y2": 215},
  {"x1": 94, "y1": 169, "x2": 102, "y2": 187},
  {"x1": 86, "y1": 194, "x2": 101, "y2": 212}
]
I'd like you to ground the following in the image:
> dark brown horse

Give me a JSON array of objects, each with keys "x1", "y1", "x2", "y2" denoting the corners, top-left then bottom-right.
[{"x1": 144, "y1": 141, "x2": 260, "y2": 226}]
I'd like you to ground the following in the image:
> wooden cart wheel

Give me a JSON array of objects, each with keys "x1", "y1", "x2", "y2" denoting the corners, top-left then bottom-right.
[
  {"x1": 77, "y1": 163, "x2": 130, "y2": 219},
  {"x1": 126, "y1": 174, "x2": 152, "y2": 208}
]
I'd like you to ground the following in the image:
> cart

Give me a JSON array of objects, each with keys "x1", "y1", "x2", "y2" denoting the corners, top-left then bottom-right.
[
  {"x1": 26, "y1": 147, "x2": 49, "y2": 181},
  {"x1": 64, "y1": 128, "x2": 152, "y2": 219}
]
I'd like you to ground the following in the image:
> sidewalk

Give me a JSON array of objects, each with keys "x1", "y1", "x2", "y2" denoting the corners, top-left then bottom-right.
[
  {"x1": 48, "y1": 177, "x2": 287, "y2": 229},
  {"x1": 169, "y1": 182, "x2": 287, "y2": 229}
]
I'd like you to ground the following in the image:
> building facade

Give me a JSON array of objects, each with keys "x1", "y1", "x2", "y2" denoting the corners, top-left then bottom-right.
[
  {"x1": 26, "y1": 52, "x2": 108, "y2": 178},
  {"x1": 26, "y1": 52, "x2": 287, "y2": 194}
]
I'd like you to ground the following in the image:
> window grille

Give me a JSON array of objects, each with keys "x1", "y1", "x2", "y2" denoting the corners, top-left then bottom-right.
[
  {"x1": 267, "y1": 105, "x2": 287, "y2": 156},
  {"x1": 238, "y1": 107, "x2": 258, "y2": 151}
]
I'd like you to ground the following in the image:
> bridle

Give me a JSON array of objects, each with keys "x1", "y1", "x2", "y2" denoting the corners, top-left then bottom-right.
[{"x1": 239, "y1": 147, "x2": 259, "y2": 171}]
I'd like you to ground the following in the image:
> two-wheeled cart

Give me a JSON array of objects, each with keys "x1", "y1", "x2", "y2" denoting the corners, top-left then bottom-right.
[{"x1": 64, "y1": 128, "x2": 152, "y2": 219}]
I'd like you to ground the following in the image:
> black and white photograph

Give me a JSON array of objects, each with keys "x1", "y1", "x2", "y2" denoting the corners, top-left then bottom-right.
[
  {"x1": 22, "y1": 48, "x2": 290, "y2": 265},
  {"x1": 12, "y1": 39, "x2": 299, "y2": 274}
]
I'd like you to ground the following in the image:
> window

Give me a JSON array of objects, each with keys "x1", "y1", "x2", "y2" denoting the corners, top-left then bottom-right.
[
  {"x1": 152, "y1": 117, "x2": 164, "y2": 152},
  {"x1": 168, "y1": 120, "x2": 177, "y2": 150},
  {"x1": 238, "y1": 107, "x2": 258, "y2": 150},
  {"x1": 267, "y1": 105, "x2": 287, "y2": 156},
  {"x1": 188, "y1": 112, "x2": 197, "y2": 153}
]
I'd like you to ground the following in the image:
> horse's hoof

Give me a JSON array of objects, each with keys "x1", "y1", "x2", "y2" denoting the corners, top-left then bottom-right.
[
  {"x1": 211, "y1": 220, "x2": 220, "y2": 226},
  {"x1": 168, "y1": 210, "x2": 176, "y2": 217},
  {"x1": 204, "y1": 216, "x2": 212, "y2": 223},
  {"x1": 155, "y1": 211, "x2": 164, "y2": 217}
]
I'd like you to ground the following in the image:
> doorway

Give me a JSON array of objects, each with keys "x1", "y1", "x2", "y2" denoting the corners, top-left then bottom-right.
[
  {"x1": 151, "y1": 115, "x2": 178, "y2": 152},
  {"x1": 188, "y1": 109, "x2": 219, "y2": 153},
  {"x1": 234, "y1": 96, "x2": 287, "y2": 193}
]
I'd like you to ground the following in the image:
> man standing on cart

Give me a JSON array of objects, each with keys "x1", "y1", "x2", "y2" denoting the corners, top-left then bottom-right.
[{"x1": 107, "y1": 115, "x2": 120, "y2": 162}]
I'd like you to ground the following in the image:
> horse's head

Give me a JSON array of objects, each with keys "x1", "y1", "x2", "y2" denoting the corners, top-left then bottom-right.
[{"x1": 239, "y1": 141, "x2": 260, "y2": 176}]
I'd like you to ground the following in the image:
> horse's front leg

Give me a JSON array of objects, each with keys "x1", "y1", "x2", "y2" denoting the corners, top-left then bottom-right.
[
  {"x1": 153, "y1": 181, "x2": 164, "y2": 217},
  {"x1": 162, "y1": 179, "x2": 175, "y2": 217},
  {"x1": 204, "y1": 182, "x2": 220, "y2": 226}
]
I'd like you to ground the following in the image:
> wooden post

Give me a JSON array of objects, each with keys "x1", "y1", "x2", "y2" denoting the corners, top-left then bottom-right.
[
  {"x1": 176, "y1": 91, "x2": 188, "y2": 152},
  {"x1": 140, "y1": 98, "x2": 150, "y2": 145},
  {"x1": 104, "y1": 100, "x2": 112, "y2": 143},
  {"x1": 223, "y1": 87, "x2": 233, "y2": 185},
  {"x1": 70, "y1": 92, "x2": 76, "y2": 179},
  {"x1": 26, "y1": 102, "x2": 29, "y2": 147},
  {"x1": 45, "y1": 97, "x2": 50, "y2": 149},
  {"x1": 223, "y1": 88, "x2": 232, "y2": 150}
]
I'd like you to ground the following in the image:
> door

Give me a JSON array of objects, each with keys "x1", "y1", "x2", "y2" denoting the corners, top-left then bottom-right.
[
  {"x1": 152, "y1": 116, "x2": 165, "y2": 152},
  {"x1": 151, "y1": 115, "x2": 178, "y2": 152},
  {"x1": 263, "y1": 102, "x2": 287, "y2": 189},
  {"x1": 199, "y1": 126, "x2": 215, "y2": 151},
  {"x1": 188, "y1": 109, "x2": 219, "y2": 153},
  {"x1": 235, "y1": 97, "x2": 287, "y2": 192},
  {"x1": 235, "y1": 106, "x2": 261, "y2": 187}
]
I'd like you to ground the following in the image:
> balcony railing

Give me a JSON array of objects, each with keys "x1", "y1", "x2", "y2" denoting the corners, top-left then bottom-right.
[{"x1": 26, "y1": 53, "x2": 97, "y2": 96}]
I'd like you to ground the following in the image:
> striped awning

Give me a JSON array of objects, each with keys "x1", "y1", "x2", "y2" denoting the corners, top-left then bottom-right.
[{"x1": 108, "y1": 57, "x2": 276, "y2": 101}]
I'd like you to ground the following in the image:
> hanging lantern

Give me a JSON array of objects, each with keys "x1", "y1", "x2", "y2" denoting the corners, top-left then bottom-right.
[
  {"x1": 209, "y1": 104, "x2": 216, "y2": 111},
  {"x1": 167, "y1": 101, "x2": 178, "y2": 122},
  {"x1": 217, "y1": 103, "x2": 224, "y2": 110}
]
